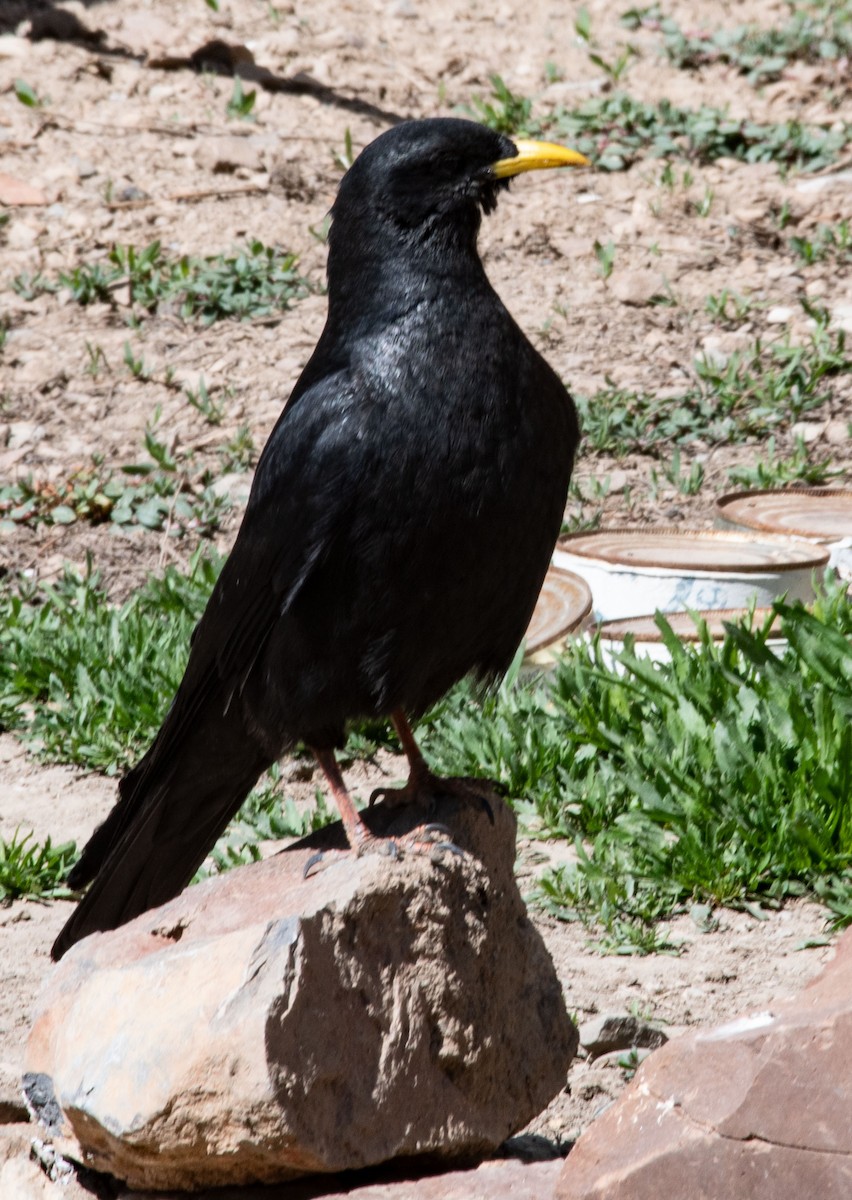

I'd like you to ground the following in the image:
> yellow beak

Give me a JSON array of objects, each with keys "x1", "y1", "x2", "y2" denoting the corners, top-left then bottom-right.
[{"x1": 492, "y1": 138, "x2": 590, "y2": 178}]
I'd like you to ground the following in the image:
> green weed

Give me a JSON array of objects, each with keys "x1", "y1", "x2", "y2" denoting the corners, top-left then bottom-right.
[
  {"x1": 4, "y1": 561, "x2": 852, "y2": 937},
  {"x1": 540, "y1": 93, "x2": 850, "y2": 173},
  {"x1": 13, "y1": 79, "x2": 42, "y2": 108},
  {"x1": 790, "y1": 219, "x2": 852, "y2": 265},
  {"x1": 467, "y1": 74, "x2": 534, "y2": 135},
  {"x1": 419, "y1": 583, "x2": 852, "y2": 947},
  {"x1": 705, "y1": 290, "x2": 754, "y2": 327},
  {"x1": 0, "y1": 555, "x2": 219, "y2": 772},
  {"x1": 658, "y1": 3, "x2": 852, "y2": 86},
  {"x1": 226, "y1": 76, "x2": 257, "y2": 121},
  {"x1": 0, "y1": 830, "x2": 76, "y2": 901},
  {"x1": 727, "y1": 434, "x2": 845, "y2": 488},
  {"x1": 54, "y1": 240, "x2": 307, "y2": 325},
  {"x1": 0, "y1": 420, "x2": 229, "y2": 537},
  {"x1": 576, "y1": 308, "x2": 850, "y2": 457}
]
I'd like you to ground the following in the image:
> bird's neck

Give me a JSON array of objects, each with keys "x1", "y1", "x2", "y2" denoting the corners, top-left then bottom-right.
[{"x1": 325, "y1": 217, "x2": 492, "y2": 330}]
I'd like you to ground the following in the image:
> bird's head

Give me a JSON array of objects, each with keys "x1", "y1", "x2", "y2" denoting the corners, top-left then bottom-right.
[{"x1": 328, "y1": 118, "x2": 588, "y2": 260}]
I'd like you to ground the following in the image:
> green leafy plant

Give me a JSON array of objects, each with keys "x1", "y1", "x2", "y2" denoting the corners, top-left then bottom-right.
[
  {"x1": 0, "y1": 555, "x2": 220, "y2": 771},
  {"x1": 13, "y1": 79, "x2": 42, "y2": 108},
  {"x1": 660, "y1": 4, "x2": 852, "y2": 86},
  {"x1": 727, "y1": 434, "x2": 844, "y2": 488},
  {"x1": 468, "y1": 74, "x2": 534, "y2": 135},
  {"x1": 705, "y1": 289, "x2": 754, "y2": 326},
  {"x1": 123, "y1": 340, "x2": 149, "y2": 380},
  {"x1": 0, "y1": 420, "x2": 228, "y2": 538},
  {"x1": 226, "y1": 76, "x2": 257, "y2": 121},
  {"x1": 576, "y1": 307, "x2": 850, "y2": 457},
  {"x1": 0, "y1": 830, "x2": 76, "y2": 901},
  {"x1": 594, "y1": 239, "x2": 616, "y2": 279},
  {"x1": 789, "y1": 219, "x2": 852, "y2": 265},
  {"x1": 185, "y1": 377, "x2": 227, "y2": 425},
  {"x1": 11, "y1": 272, "x2": 57, "y2": 301},
  {"x1": 418, "y1": 582, "x2": 852, "y2": 948},
  {"x1": 4, "y1": 559, "x2": 852, "y2": 930},
  {"x1": 538, "y1": 93, "x2": 851, "y2": 173},
  {"x1": 49, "y1": 241, "x2": 307, "y2": 325},
  {"x1": 651, "y1": 448, "x2": 705, "y2": 496},
  {"x1": 574, "y1": 5, "x2": 638, "y2": 82},
  {"x1": 331, "y1": 128, "x2": 355, "y2": 172}
]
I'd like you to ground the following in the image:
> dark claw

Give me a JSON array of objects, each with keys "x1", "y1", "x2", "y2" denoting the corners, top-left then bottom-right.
[
  {"x1": 421, "y1": 822, "x2": 452, "y2": 839},
  {"x1": 304, "y1": 850, "x2": 326, "y2": 878},
  {"x1": 431, "y1": 840, "x2": 465, "y2": 861}
]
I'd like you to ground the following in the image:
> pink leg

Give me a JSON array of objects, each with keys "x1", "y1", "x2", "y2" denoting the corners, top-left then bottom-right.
[
  {"x1": 310, "y1": 743, "x2": 460, "y2": 862},
  {"x1": 311, "y1": 745, "x2": 373, "y2": 851}
]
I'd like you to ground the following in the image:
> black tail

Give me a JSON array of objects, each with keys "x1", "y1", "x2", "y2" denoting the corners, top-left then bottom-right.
[{"x1": 51, "y1": 698, "x2": 271, "y2": 961}]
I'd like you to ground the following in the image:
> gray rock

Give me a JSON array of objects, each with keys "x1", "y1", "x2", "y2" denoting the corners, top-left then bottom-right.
[
  {"x1": 27, "y1": 792, "x2": 576, "y2": 1191},
  {"x1": 578, "y1": 1015, "x2": 667, "y2": 1059}
]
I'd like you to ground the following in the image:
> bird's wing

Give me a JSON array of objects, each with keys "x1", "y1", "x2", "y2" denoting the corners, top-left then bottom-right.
[{"x1": 66, "y1": 367, "x2": 364, "y2": 892}]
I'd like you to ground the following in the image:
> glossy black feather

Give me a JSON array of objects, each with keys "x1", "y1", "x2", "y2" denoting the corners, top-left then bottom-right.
[{"x1": 52, "y1": 118, "x2": 579, "y2": 960}]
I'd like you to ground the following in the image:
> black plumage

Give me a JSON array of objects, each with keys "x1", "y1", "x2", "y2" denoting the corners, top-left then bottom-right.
[{"x1": 52, "y1": 118, "x2": 586, "y2": 961}]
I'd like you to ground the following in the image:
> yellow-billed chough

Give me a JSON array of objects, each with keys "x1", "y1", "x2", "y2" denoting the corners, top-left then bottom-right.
[{"x1": 52, "y1": 118, "x2": 587, "y2": 960}]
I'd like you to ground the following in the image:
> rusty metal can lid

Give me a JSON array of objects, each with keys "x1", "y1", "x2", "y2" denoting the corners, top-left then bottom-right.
[
  {"x1": 557, "y1": 527, "x2": 829, "y2": 573},
  {"x1": 716, "y1": 488, "x2": 852, "y2": 542},
  {"x1": 525, "y1": 567, "x2": 593, "y2": 653},
  {"x1": 598, "y1": 607, "x2": 781, "y2": 644}
]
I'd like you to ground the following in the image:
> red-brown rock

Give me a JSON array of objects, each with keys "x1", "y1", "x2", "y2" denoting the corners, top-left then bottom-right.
[{"x1": 557, "y1": 929, "x2": 852, "y2": 1199}]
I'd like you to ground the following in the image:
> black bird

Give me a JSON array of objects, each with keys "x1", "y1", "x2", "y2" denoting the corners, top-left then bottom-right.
[{"x1": 52, "y1": 118, "x2": 586, "y2": 961}]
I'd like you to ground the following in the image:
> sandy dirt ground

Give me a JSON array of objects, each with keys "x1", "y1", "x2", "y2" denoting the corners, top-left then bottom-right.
[{"x1": 0, "y1": 0, "x2": 850, "y2": 1191}]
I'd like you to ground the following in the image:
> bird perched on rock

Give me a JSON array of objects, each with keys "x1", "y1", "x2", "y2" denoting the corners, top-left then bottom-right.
[{"x1": 52, "y1": 118, "x2": 587, "y2": 961}]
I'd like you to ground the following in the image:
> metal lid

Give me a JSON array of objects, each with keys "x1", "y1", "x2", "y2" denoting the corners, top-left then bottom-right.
[
  {"x1": 716, "y1": 488, "x2": 852, "y2": 542},
  {"x1": 557, "y1": 527, "x2": 829, "y2": 573},
  {"x1": 599, "y1": 607, "x2": 781, "y2": 644},
  {"x1": 525, "y1": 567, "x2": 593, "y2": 652}
]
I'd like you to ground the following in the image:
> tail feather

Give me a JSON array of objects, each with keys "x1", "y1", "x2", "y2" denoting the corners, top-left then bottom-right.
[{"x1": 52, "y1": 702, "x2": 271, "y2": 961}]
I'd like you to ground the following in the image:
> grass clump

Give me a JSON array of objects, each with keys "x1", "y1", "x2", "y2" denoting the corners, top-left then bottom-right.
[
  {"x1": 576, "y1": 306, "x2": 850, "y2": 456},
  {"x1": 55, "y1": 239, "x2": 307, "y2": 324},
  {"x1": 419, "y1": 583, "x2": 852, "y2": 950},
  {"x1": 541, "y1": 93, "x2": 850, "y2": 173},
  {"x1": 727, "y1": 434, "x2": 845, "y2": 488},
  {"x1": 640, "y1": 1, "x2": 852, "y2": 86},
  {"x1": 0, "y1": 419, "x2": 231, "y2": 537},
  {"x1": 0, "y1": 555, "x2": 219, "y2": 772},
  {"x1": 790, "y1": 219, "x2": 852, "y2": 266},
  {"x1": 0, "y1": 830, "x2": 76, "y2": 901},
  {"x1": 4, "y1": 557, "x2": 852, "y2": 943}
]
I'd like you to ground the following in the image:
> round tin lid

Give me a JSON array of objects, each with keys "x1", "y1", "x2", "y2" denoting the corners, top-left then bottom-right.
[
  {"x1": 716, "y1": 488, "x2": 852, "y2": 542},
  {"x1": 525, "y1": 567, "x2": 593, "y2": 653},
  {"x1": 599, "y1": 607, "x2": 781, "y2": 644},
  {"x1": 557, "y1": 527, "x2": 829, "y2": 573}
]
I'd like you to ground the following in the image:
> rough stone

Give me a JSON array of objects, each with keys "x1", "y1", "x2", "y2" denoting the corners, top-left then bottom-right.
[
  {"x1": 27, "y1": 792, "x2": 576, "y2": 1192},
  {"x1": 610, "y1": 271, "x2": 667, "y2": 307},
  {"x1": 0, "y1": 1060, "x2": 27, "y2": 1123},
  {"x1": 0, "y1": 174, "x2": 48, "y2": 207},
  {"x1": 577, "y1": 1015, "x2": 667, "y2": 1060},
  {"x1": 557, "y1": 928, "x2": 852, "y2": 1199},
  {"x1": 194, "y1": 136, "x2": 265, "y2": 174}
]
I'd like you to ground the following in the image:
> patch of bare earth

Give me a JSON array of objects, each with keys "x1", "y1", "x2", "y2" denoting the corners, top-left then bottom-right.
[{"x1": 0, "y1": 0, "x2": 848, "y2": 1188}]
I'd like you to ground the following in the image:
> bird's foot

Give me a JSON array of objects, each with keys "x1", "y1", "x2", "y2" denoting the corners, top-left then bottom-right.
[
  {"x1": 303, "y1": 822, "x2": 463, "y2": 878},
  {"x1": 370, "y1": 772, "x2": 495, "y2": 823}
]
